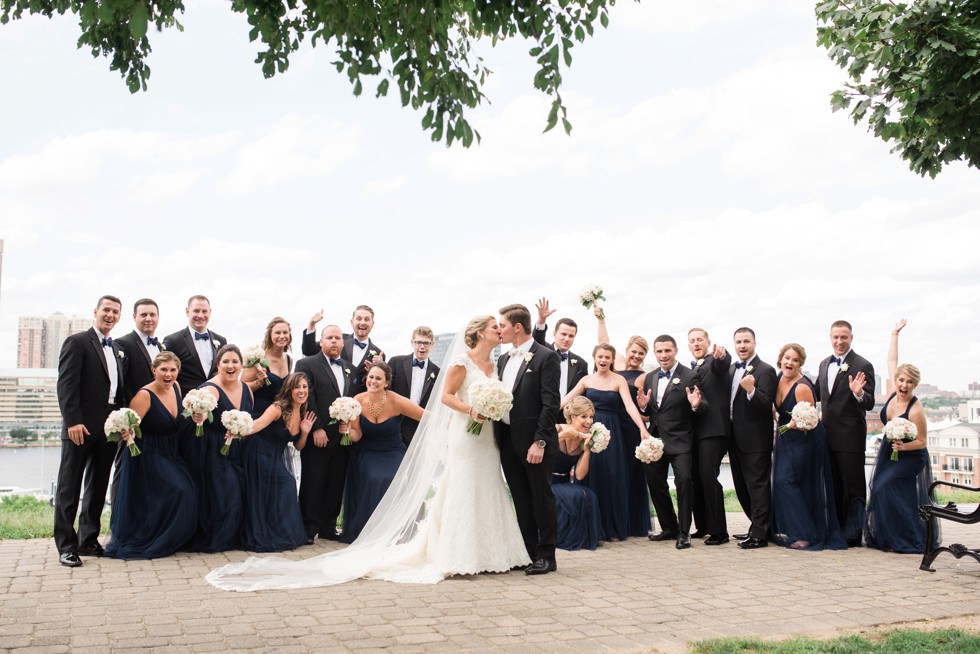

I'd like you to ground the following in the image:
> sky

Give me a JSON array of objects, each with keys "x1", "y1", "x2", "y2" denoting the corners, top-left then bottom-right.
[{"x1": 0, "y1": 0, "x2": 977, "y2": 391}]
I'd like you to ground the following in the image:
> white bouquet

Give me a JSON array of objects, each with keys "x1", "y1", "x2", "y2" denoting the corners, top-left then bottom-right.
[
  {"x1": 104, "y1": 408, "x2": 142, "y2": 457},
  {"x1": 635, "y1": 437, "x2": 664, "y2": 464},
  {"x1": 220, "y1": 409, "x2": 253, "y2": 456},
  {"x1": 584, "y1": 422, "x2": 611, "y2": 453},
  {"x1": 883, "y1": 417, "x2": 917, "y2": 461},
  {"x1": 329, "y1": 396, "x2": 362, "y2": 446},
  {"x1": 466, "y1": 377, "x2": 514, "y2": 435},
  {"x1": 578, "y1": 283, "x2": 606, "y2": 319},
  {"x1": 243, "y1": 345, "x2": 271, "y2": 386},
  {"x1": 182, "y1": 388, "x2": 218, "y2": 436},
  {"x1": 777, "y1": 401, "x2": 819, "y2": 434}
]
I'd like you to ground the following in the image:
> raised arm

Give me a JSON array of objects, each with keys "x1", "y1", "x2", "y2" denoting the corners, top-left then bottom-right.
[
  {"x1": 560, "y1": 377, "x2": 588, "y2": 409},
  {"x1": 888, "y1": 319, "x2": 906, "y2": 382}
]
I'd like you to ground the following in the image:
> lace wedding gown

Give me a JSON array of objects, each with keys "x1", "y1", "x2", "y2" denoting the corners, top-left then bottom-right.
[{"x1": 206, "y1": 351, "x2": 530, "y2": 591}]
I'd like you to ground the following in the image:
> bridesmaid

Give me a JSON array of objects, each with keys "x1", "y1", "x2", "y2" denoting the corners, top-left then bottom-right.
[
  {"x1": 242, "y1": 372, "x2": 316, "y2": 551},
  {"x1": 865, "y1": 320, "x2": 936, "y2": 553},
  {"x1": 106, "y1": 352, "x2": 197, "y2": 559},
  {"x1": 596, "y1": 305, "x2": 652, "y2": 537},
  {"x1": 562, "y1": 344, "x2": 649, "y2": 542},
  {"x1": 181, "y1": 344, "x2": 251, "y2": 552},
  {"x1": 340, "y1": 362, "x2": 424, "y2": 544},
  {"x1": 553, "y1": 396, "x2": 603, "y2": 550},
  {"x1": 243, "y1": 317, "x2": 293, "y2": 415}
]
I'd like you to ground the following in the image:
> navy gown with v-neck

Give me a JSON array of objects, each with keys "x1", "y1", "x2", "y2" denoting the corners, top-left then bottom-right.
[
  {"x1": 582, "y1": 388, "x2": 630, "y2": 541},
  {"x1": 340, "y1": 413, "x2": 407, "y2": 543}
]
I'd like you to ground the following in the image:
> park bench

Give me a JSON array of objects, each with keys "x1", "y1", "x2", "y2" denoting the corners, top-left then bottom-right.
[{"x1": 919, "y1": 480, "x2": 980, "y2": 572}]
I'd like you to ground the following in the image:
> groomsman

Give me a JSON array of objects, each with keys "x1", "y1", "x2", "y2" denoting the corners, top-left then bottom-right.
[
  {"x1": 389, "y1": 326, "x2": 441, "y2": 446},
  {"x1": 302, "y1": 305, "x2": 385, "y2": 394},
  {"x1": 687, "y1": 329, "x2": 731, "y2": 545},
  {"x1": 295, "y1": 325, "x2": 355, "y2": 542},
  {"x1": 54, "y1": 295, "x2": 126, "y2": 567},
  {"x1": 531, "y1": 297, "x2": 587, "y2": 399},
  {"x1": 816, "y1": 320, "x2": 875, "y2": 546},
  {"x1": 496, "y1": 303, "x2": 561, "y2": 575},
  {"x1": 638, "y1": 335, "x2": 706, "y2": 550},
  {"x1": 162, "y1": 295, "x2": 226, "y2": 392},
  {"x1": 724, "y1": 327, "x2": 777, "y2": 550},
  {"x1": 111, "y1": 298, "x2": 161, "y2": 503}
]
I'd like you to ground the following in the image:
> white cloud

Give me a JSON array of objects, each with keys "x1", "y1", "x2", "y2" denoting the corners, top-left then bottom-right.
[{"x1": 363, "y1": 175, "x2": 408, "y2": 197}]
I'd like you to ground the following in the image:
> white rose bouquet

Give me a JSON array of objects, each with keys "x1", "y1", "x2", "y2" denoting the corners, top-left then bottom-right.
[
  {"x1": 182, "y1": 388, "x2": 218, "y2": 437},
  {"x1": 243, "y1": 345, "x2": 271, "y2": 386},
  {"x1": 104, "y1": 408, "x2": 142, "y2": 457},
  {"x1": 329, "y1": 397, "x2": 362, "y2": 446},
  {"x1": 883, "y1": 417, "x2": 917, "y2": 461},
  {"x1": 220, "y1": 409, "x2": 253, "y2": 456},
  {"x1": 635, "y1": 437, "x2": 664, "y2": 464},
  {"x1": 466, "y1": 378, "x2": 514, "y2": 435},
  {"x1": 777, "y1": 401, "x2": 820, "y2": 434},
  {"x1": 578, "y1": 283, "x2": 606, "y2": 319},
  {"x1": 584, "y1": 422, "x2": 611, "y2": 453}
]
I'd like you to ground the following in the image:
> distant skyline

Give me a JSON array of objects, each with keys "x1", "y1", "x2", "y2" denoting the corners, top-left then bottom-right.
[{"x1": 0, "y1": 1, "x2": 977, "y2": 390}]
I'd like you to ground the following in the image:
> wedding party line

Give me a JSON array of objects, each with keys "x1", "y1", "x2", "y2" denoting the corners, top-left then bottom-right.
[{"x1": 52, "y1": 290, "x2": 935, "y2": 591}]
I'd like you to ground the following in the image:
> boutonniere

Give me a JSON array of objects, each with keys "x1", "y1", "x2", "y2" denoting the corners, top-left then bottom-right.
[
  {"x1": 570, "y1": 358, "x2": 578, "y2": 366},
  {"x1": 840, "y1": 363, "x2": 849, "y2": 373},
  {"x1": 428, "y1": 372, "x2": 436, "y2": 380},
  {"x1": 369, "y1": 350, "x2": 378, "y2": 357},
  {"x1": 746, "y1": 365, "x2": 754, "y2": 373},
  {"x1": 160, "y1": 343, "x2": 167, "y2": 351},
  {"x1": 524, "y1": 353, "x2": 534, "y2": 363},
  {"x1": 671, "y1": 377, "x2": 681, "y2": 385},
  {"x1": 695, "y1": 358, "x2": 705, "y2": 368},
  {"x1": 213, "y1": 340, "x2": 221, "y2": 350},
  {"x1": 116, "y1": 351, "x2": 125, "y2": 360},
  {"x1": 344, "y1": 368, "x2": 351, "y2": 376}
]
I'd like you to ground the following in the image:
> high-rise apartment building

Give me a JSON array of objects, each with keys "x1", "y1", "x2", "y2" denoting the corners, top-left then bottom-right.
[{"x1": 16, "y1": 312, "x2": 94, "y2": 368}]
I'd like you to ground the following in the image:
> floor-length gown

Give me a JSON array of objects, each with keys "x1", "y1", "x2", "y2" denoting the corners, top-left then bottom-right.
[
  {"x1": 340, "y1": 414, "x2": 407, "y2": 544},
  {"x1": 865, "y1": 395, "x2": 938, "y2": 553},
  {"x1": 617, "y1": 369, "x2": 652, "y2": 536},
  {"x1": 582, "y1": 388, "x2": 630, "y2": 541},
  {"x1": 552, "y1": 449, "x2": 602, "y2": 550},
  {"x1": 770, "y1": 379, "x2": 847, "y2": 550},
  {"x1": 106, "y1": 387, "x2": 197, "y2": 559},
  {"x1": 181, "y1": 382, "x2": 251, "y2": 552}
]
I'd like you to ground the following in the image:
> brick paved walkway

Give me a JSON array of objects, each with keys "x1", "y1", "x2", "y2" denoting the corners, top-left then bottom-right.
[{"x1": 3, "y1": 514, "x2": 980, "y2": 653}]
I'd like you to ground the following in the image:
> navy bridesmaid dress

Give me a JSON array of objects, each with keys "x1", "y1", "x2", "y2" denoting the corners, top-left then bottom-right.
[
  {"x1": 582, "y1": 388, "x2": 630, "y2": 541},
  {"x1": 553, "y1": 449, "x2": 603, "y2": 550},
  {"x1": 106, "y1": 387, "x2": 197, "y2": 559},
  {"x1": 770, "y1": 379, "x2": 846, "y2": 550},
  {"x1": 340, "y1": 414, "x2": 407, "y2": 543},
  {"x1": 617, "y1": 369, "x2": 652, "y2": 537}
]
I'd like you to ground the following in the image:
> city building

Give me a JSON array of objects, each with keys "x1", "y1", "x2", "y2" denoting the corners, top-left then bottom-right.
[
  {"x1": 0, "y1": 369, "x2": 61, "y2": 430},
  {"x1": 16, "y1": 312, "x2": 93, "y2": 369},
  {"x1": 928, "y1": 422, "x2": 980, "y2": 487},
  {"x1": 960, "y1": 401, "x2": 980, "y2": 424}
]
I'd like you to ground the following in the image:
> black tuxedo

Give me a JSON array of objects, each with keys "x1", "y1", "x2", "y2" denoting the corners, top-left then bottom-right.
[
  {"x1": 690, "y1": 353, "x2": 731, "y2": 536},
  {"x1": 531, "y1": 327, "x2": 587, "y2": 395},
  {"x1": 162, "y1": 327, "x2": 226, "y2": 392},
  {"x1": 642, "y1": 364, "x2": 707, "y2": 535},
  {"x1": 493, "y1": 342, "x2": 561, "y2": 561},
  {"x1": 816, "y1": 350, "x2": 876, "y2": 543},
  {"x1": 388, "y1": 355, "x2": 440, "y2": 446},
  {"x1": 54, "y1": 327, "x2": 125, "y2": 554},
  {"x1": 727, "y1": 355, "x2": 777, "y2": 540},
  {"x1": 295, "y1": 352, "x2": 355, "y2": 539},
  {"x1": 300, "y1": 329, "x2": 384, "y2": 395},
  {"x1": 111, "y1": 330, "x2": 158, "y2": 502}
]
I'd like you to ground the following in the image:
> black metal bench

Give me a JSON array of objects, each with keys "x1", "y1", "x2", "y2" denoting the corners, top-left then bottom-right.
[{"x1": 919, "y1": 480, "x2": 980, "y2": 572}]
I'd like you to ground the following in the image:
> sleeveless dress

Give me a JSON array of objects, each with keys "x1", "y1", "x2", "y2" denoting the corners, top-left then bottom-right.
[
  {"x1": 106, "y1": 387, "x2": 197, "y2": 559},
  {"x1": 770, "y1": 379, "x2": 847, "y2": 550},
  {"x1": 865, "y1": 394, "x2": 938, "y2": 553},
  {"x1": 180, "y1": 381, "x2": 251, "y2": 552},
  {"x1": 617, "y1": 369, "x2": 652, "y2": 537},
  {"x1": 340, "y1": 414, "x2": 407, "y2": 544},
  {"x1": 582, "y1": 388, "x2": 630, "y2": 541},
  {"x1": 552, "y1": 449, "x2": 602, "y2": 550}
]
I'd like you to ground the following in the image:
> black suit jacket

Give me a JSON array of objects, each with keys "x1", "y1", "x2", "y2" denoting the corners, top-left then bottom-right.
[
  {"x1": 116, "y1": 330, "x2": 155, "y2": 404},
  {"x1": 729, "y1": 355, "x2": 777, "y2": 453},
  {"x1": 162, "y1": 327, "x2": 226, "y2": 392},
  {"x1": 642, "y1": 364, "x2": 707, "y2": 456},
  {"x1": 56, "y1": 328, "x2": 126, "y2": 440},
  {"x1": 530, "y1": 327, "x2": 586, "y2": 394},
  {"x1": 295, "y1": 353, "x2": 355, "y2": 439},
  {"x1": 816, "y1": 350, "x2": 875, "y2": 453},
  {"x1": 389, "y1": 354, "x2": 440, "y2": 443},
  {"x1": 300, "y1": 330, "x2": 384, "y2": 394},
  {"x1": 694, "y1": 352, "x2": 732, "y2": 440},
  {"x1": 495, "y1": 342, "x2": 561, "y2": 453}
]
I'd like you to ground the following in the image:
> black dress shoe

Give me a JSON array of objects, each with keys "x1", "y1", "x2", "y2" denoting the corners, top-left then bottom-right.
[
  {"x1": 846, "y1": 539, "x2": 862, "y2": 548},
  {"x1": 675, "y1": 533, "x2": 692, "y2": 549},
  {"x1": 737, "y1": 537, "x2": 768, "y2": 549},
  {"x1": 305, "y1": 537, "x2": 315, "y2": 546},
  {"x1": 525, "y1": 558, "x2": 557, "y2": 575},
  {"x1": 733, "y1": 532, "x2": 749, "y2": 540},
  {"x1": 77, "y1": 543, "x2": 105, "y2": 557},
  {"x1": 59, "y1": 552, "x2": 82, "y2": 567},
  {"x1": 511, "y1": 563, "x2": 530, "y2": 571},
  {"x1": 319, "y1": 531, "x2": 340, "y2": 542},
  {"x1": 704, "y1": 534, "x2": 729, "y2": 546},
  {"x1": 690, "y1": 530, "x2": 707, "y2": 539},
  {"x1": 647, "y1": 531, "x2": 679, "y2": 542}
]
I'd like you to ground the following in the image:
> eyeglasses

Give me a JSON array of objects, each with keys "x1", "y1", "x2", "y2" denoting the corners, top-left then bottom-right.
[{"x1": 412, "y1": 341, "x2": 433, "y2": 347}]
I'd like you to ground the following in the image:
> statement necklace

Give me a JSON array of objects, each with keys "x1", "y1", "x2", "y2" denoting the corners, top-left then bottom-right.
[{"x1": 365, "y1": 391, "x2": 386, "y2": 420}]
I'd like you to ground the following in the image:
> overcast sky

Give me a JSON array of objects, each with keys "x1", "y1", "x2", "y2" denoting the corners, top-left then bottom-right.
[{"x1": 1, "y1": 0, "x2": 977, "y2": 390}]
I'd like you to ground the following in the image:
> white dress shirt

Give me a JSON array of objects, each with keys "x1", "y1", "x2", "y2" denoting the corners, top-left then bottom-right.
[
  {"x1": 190, "y1": 326, "x2": 213, "y2": 377},
  {"x1": 656, "y1": 362, "x2": 679, "y2": 406},
  {"x1": 501, "y1": 339, "x2": 533, "y2": 425},
  {"x1": 324, "y1": 353, "x2": 346, "y2": 392},
  {"x1": 100, "y1": 333, "x2": 119, "y2": 404},
  {"x1": 138, "y1": 330, "x2": 160, "y2": 361},
  {"x1": 410, "y1": 359, "x2": 427, "y2": 405}
]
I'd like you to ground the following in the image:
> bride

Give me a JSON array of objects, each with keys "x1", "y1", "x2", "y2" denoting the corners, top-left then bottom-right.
[{"x1": 207, "y1": 315, "x2": 531, "y2": 590}]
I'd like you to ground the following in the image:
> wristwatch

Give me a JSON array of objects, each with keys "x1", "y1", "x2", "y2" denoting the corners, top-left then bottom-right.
[{"x1": 535, "y1": 439, "x2": 547, "y2": 449}]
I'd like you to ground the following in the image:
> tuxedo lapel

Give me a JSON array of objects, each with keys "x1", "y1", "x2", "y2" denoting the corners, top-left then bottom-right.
[
  {"x1": 342, "y1": 337, "x2": 354, "y2": 362},
  {"x1": 342, "y1": 363, "x2": 354, "y2": 396},
  {"x1": 133, "y1": 331, "x2": 152, "y2": 367},
  {"x1": 182, "y1": 329, "x2": 207, "y2": 375},
  {"x1": 88, "y1": 329, "x2": 110, "y2": 381},
  {"x1": 819, "y1": 359, "x2": 830, "y2": 400},
  {"x1": 316, "y1": 355, "x2": 342, "y2": 396},
  {"x1": 420, "y1": 362, "x2": 436, "y2": 399},
  {"x1": 511, "y1": 343, "x2": 537, "y2": 392}
]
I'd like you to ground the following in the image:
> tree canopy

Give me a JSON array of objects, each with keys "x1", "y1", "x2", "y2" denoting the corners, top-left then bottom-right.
[
  {"x1": 816, "y1": 0, "x2": 980, "y2": 177},
  {"x1": 0, "y1": 0, "x2": 618, "y2": 147}
]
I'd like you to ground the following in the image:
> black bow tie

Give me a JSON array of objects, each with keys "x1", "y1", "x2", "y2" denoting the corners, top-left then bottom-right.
[
  {"x1": 101, "y1": 337, "x2": 113, "y2": 348},
  {"x1": 147, "y1": 337, "x2": 159, "y2": 347},
  {"x1": 690, "y1": 360, "x2": 698, "y2": 368},
  {"x1": 352, "y1": 340, "x2": 367, "y2": 350},
  {"x1": 735, "y1": 361, "x2": 747, "y2": 370},
  {"x1": 413, "y1": 359, "x2": 425, "y2": 369},
  {"x1": 194, "y1": 332, "x2": 210, "y2": 341},
  {"x1": 830, "y1": 356, "x2": 842, "y2": 365},
  {"x1": 658, "y1": 370, "x2": 671, "y2": 379},
  {"x1": 558, "y1": 351, "x2": 569, "y2": 362},
  {"x1": 330, "y1": 358, "x2": 344, "y2": 367}
]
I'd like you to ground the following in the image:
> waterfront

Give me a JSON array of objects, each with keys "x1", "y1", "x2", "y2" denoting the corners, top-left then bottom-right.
[{"x1": 0, "y1": 444, "x2": 61, "y2": 492}]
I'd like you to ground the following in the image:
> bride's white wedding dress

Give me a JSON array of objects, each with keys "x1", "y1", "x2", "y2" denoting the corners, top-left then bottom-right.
[{"x1": 206, "y1": 349, "x2": 530, "y2": 591}]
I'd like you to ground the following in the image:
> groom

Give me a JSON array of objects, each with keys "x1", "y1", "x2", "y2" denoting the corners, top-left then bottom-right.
[{"x1": 495, "y1": 304, "x2": 561, "y2": 575}]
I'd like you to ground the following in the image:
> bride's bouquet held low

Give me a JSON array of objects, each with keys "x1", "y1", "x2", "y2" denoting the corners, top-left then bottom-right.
[
  {"x1": 635, "y1": 437, "x2": 665, "y2": 463},
  {"x1": 883, "y1": 417, "x2": 917, "y2": 461},
  {"x1": 329, "y1": 397, "x2": 362, "y2": 446},
  {"x1": 583, "y1": 422, "x2": 611, "y2": 453},
  {"x1": 466, "y1": 378, "x2": 513, "y2": 435},
  {"x1": 104, "y1": 408, "x2": 142, "y2": 457},
  {"x1": 777, "y1": 401, "x2": 819, "y2": 435},
  {"x1": 220, "y1": 409, "x2": 253, "y2": 456},
  {"x1": 182, "y1": 388, "x2": 218, "y2": 437}
]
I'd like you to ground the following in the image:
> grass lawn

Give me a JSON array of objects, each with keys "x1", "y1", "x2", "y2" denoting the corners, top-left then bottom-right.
[
  {"x1": 0, "y1": 495, "x2": 109, "y2": 540},
  {"x1": 692, "y1": 628, "x2": 980, "y2": 653}
]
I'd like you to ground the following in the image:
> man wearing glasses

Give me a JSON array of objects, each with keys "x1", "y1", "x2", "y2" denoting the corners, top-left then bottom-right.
[{"x1": 389, "y1": 327, "x2": 441, "y2": 445}]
